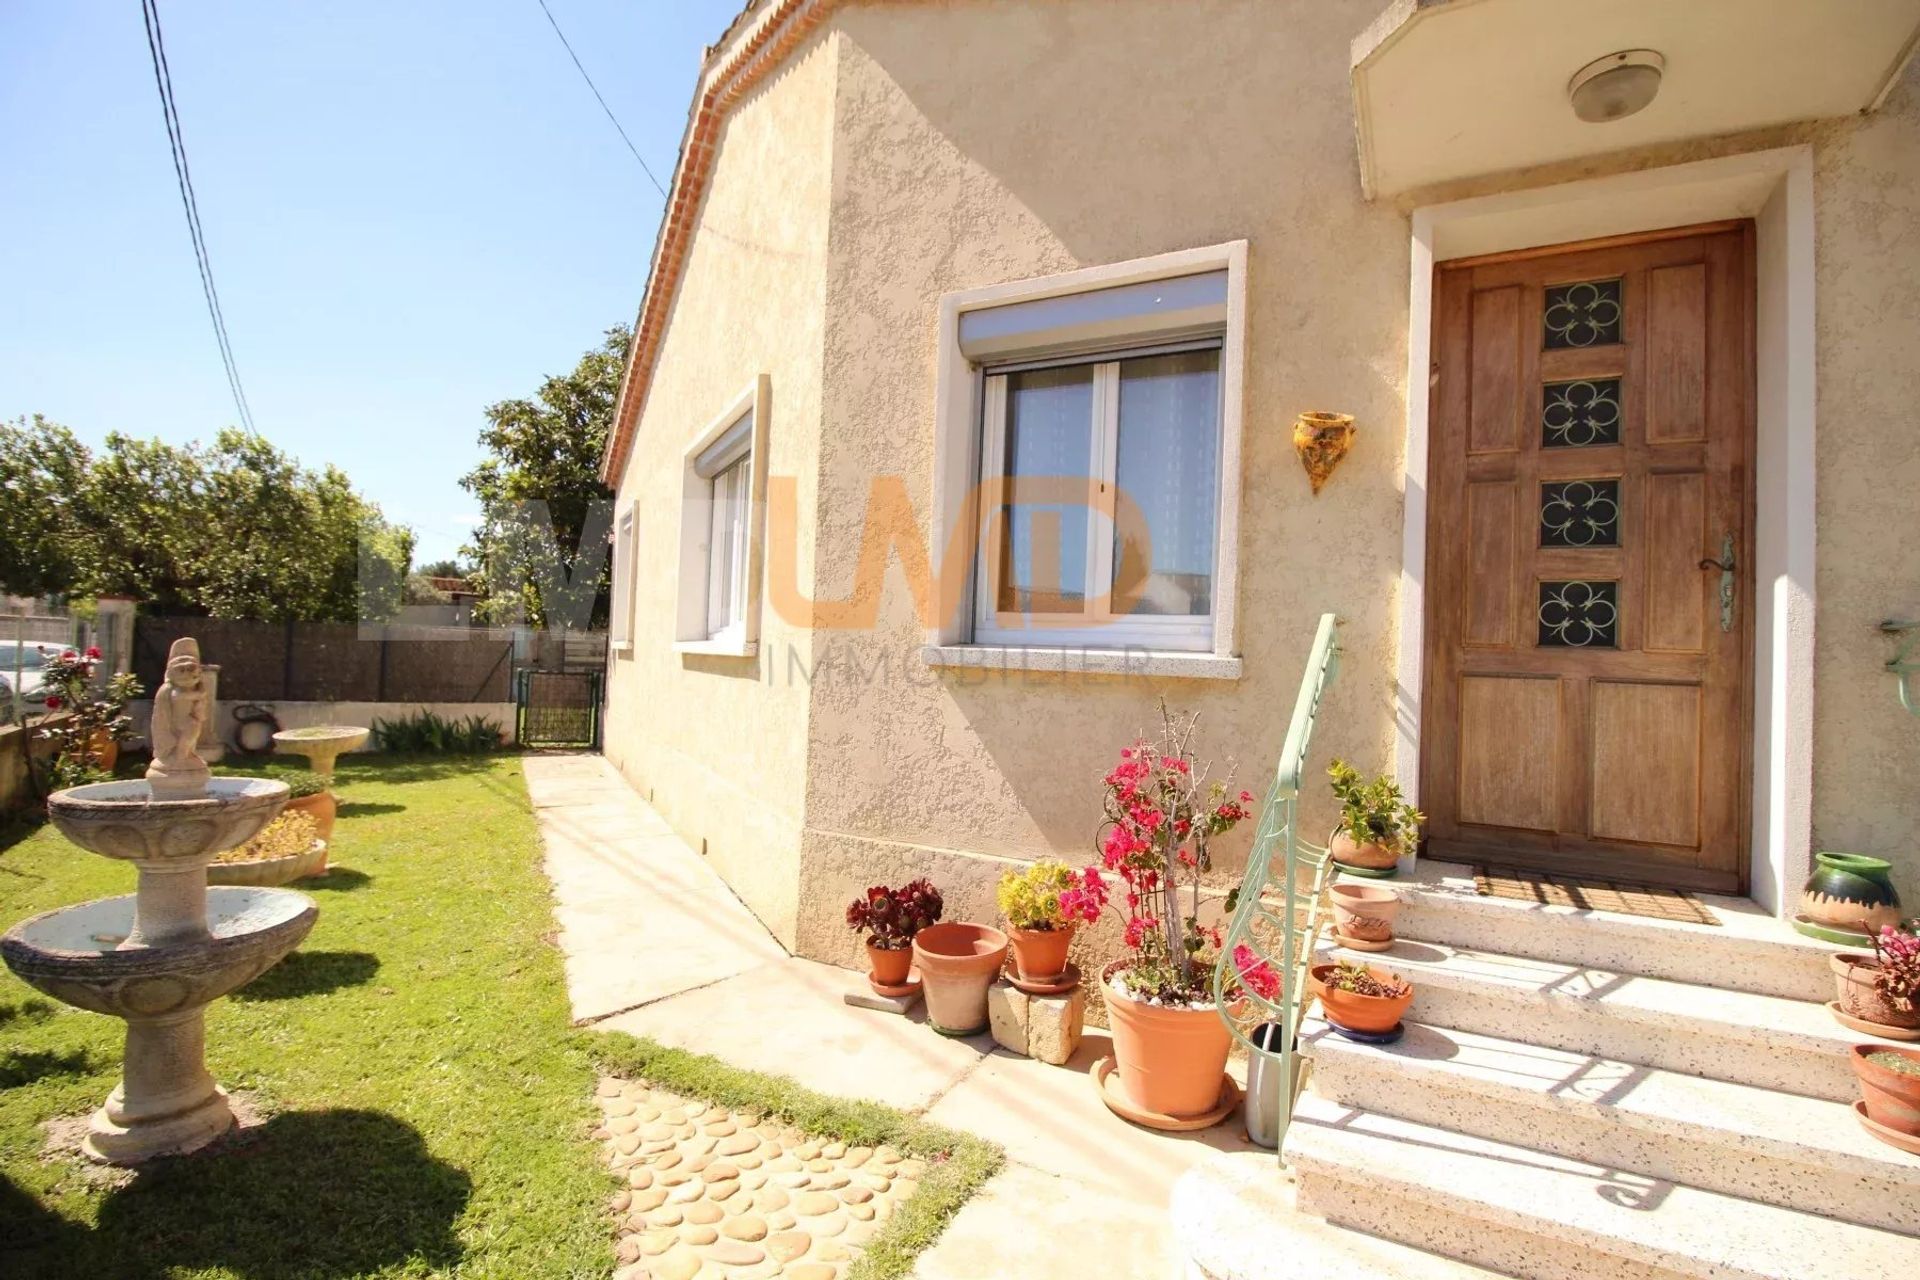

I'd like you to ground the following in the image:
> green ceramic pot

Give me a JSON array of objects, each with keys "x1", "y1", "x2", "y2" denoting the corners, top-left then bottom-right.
[{"x1": 1799, "y1": 853, "x2": 1903, "y2": 938}]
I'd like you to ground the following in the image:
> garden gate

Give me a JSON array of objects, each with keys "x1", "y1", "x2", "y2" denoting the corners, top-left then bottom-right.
[{"x1": 514, "y1": 669, "x2": 602, "y2": 748}]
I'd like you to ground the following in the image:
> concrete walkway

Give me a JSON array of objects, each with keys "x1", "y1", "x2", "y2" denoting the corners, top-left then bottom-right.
[{"x1": 525, "y1": 754, "x2": 1260, "y2": 1279}]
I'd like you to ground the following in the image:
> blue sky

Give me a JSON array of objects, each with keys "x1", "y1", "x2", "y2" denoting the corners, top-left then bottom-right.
[{"x1": 1, "y1": 0, "x2": 741, "y2": 565}]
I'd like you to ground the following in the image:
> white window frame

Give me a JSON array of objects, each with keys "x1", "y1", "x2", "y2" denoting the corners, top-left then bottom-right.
[
  {"x1": 974, "y1": 341, "x2": 1224, "y2": 652},
  {"x1": 610, "y1": 500, "x2": 637, "y2": 653},
  {"x1": 923, "y1": 241, "x2": 1248, "y2": 679},
  {"x1": 676, "y1": 376, "x2": 771, "y2": 657}
]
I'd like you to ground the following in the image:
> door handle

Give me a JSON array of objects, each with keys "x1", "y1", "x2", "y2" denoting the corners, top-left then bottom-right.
[{"x1": 1699, "y1": 535, "x2": 1735, "y2": 632}]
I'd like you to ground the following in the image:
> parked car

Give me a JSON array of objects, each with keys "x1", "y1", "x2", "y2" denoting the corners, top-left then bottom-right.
[{"x1": 0, "y1": 643, "x2": 53, "y2": 717}]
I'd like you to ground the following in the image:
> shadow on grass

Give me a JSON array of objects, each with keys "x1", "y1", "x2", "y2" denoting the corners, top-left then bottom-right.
[
  {"x1": 233, "y1": 951, "x2": 380, "y2": 1002},
  {"x1": 338, "y1": 755, "x2": 508, "y2": 785},
  {"x1": 1, "y1": 1109, "x2": 470, "y2": 1280},
  {"x1": 0, "y1": 814, "x2": 48, "y2": 859},
  {"x1": 0, "y1": 1046, "x2": 96, "y2": 1088},
  {"x1": 0, "y1": 997, "x2": 56, "y2": 1028},
  {"x1": 301, "y1": 867, "x2": 373, "y2": 892},
  {"x1": 334, "y1": 801, "x2": 405, "y2": 818}
]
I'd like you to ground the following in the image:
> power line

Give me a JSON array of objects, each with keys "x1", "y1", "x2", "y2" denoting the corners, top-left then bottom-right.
[
  {"x1": 533, "y1": 0, "x2": 670, "y2": 200},
  {"x1": 140, "y1": 0, "x2": 255, "y2": 433}
]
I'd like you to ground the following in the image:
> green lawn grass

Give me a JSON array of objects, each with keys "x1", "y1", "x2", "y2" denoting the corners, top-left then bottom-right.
[
  {"x1": 1, "y1": 755, "x2": 613, "y2": 1280},
  {"x1": 0, "y1": 754, "x2": 999, "y2": 1280}
]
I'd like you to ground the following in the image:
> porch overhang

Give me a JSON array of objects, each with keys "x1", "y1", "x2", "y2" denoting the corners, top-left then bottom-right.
[{"x1": 1351, "y1": 0, "x2": 1920, "y2": 199}]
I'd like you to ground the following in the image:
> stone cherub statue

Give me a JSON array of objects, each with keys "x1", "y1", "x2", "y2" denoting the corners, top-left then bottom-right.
[{"x1": 146, "y1": 637, "x2": 212, "y2": 798}]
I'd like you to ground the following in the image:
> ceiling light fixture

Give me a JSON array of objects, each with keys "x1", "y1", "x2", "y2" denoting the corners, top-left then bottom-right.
[{"x1": 1568, "y1": 50, "x2": 1665, "y2": 123}]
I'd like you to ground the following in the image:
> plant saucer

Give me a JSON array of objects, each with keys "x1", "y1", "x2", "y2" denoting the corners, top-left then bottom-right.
[
  {"x1": 1330, "y1": 931, "x2": 1394, "y2": 953},
  {"x1": 1092, "y1": 1056, "x2": 1241, "y2": 1132},
  {"x1": 1009, "y1": 963, "x2": 1081, "y2": 996},
  {"x1": 1334, "y1": 862, "x2": 1398, "y2": 880},
  {"x1": 1826, "y1": 1001, "x2": 1920, "y2": 1041},
  {"x1": 1325, "y1": 1019, "x2": 1405, "y2": 1045},
  {"x1": 869, "y1": 972, "x2": 922, "y2": 999},
  {"x1": 1854, "y1": 1100, "x2": 1920, "y2": 1155},
  {"x1": 1792, "y1": 915, "x2": 1875, "y2": 947}
]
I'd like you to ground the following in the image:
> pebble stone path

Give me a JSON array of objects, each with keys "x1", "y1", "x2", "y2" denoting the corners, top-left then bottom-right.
[{"x1": 596, "y1": 1077, "x2": 925, "y2": 1279}]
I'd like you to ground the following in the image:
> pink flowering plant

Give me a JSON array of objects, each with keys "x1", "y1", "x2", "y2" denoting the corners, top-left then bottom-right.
[
  {"x1": 845, "y1": 878, "x2": 944, "y2": 951},
  {"x1": 1874, "y1": 922, "x2": 1920, "y2": 1015},
  {"x1": 1068, "y1": 707, "x2": 1254, "y2": 1005},
  {"x1": 33, "y1": 646, "x2": 142, "y2": 792}
]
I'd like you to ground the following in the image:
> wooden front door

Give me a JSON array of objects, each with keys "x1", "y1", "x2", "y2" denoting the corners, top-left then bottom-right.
[{"x1": 1421, "y1": 224, "x2": 1753, "y2": 893}]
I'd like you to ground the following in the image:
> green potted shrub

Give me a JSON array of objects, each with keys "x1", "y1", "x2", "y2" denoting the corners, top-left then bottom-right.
[
  {"x1": 280, "y1": 769, "x2": 336, "y2": 849},
  {"x1": 997, "y1": 860, "x2": 1099, "y2": 992},
  {"x1": 1328, "y1": 759, "x2": 1423, "y2": 878}
]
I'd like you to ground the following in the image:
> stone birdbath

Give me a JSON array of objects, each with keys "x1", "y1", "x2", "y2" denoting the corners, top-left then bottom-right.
[
  {"x1": 0, "y1": 637, "x2": 319, "y2": 1164},
  {"x1": 271, "y1": 724, "x2": 369, "y2": 783}
]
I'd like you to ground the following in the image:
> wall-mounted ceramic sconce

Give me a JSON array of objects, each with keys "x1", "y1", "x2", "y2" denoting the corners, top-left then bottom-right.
[{"x1": 1294, "y1": 412, "x2": 1356, "y2": 494}]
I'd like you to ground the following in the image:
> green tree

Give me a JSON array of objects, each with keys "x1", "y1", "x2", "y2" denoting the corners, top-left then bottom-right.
[
  {"x1": 461, "y1": 325, "x2": 628, "y2": 628},
  {"x1": 0, "y1": 420, "x2": 413, "y2": 622},
  {"x1": 0, "y1": 415, "x2": 91, "y2": 599}
]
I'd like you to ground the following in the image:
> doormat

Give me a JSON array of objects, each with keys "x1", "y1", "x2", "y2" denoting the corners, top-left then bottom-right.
[{"x1": 1472, "y1": 866, "x2": 1719, "y2": 926}]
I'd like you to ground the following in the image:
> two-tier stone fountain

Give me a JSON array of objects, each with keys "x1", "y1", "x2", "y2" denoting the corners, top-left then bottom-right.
[{"x1": 1, "y1": 638, "x2": 318, "y2": 1164}]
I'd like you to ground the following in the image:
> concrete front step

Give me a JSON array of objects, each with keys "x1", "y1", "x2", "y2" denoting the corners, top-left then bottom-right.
[
  {"x1": 1171, "y1": 1150, "x2": 1515, "y2": 1280},
  {"x1": 1322, "y1": 938, "x2": 1880, "y2": 1102},
  {"x1": 1303, "y1": 1015, "x2": 1920, "y2": 1233},
  {"x1": 1287, "y1": 1094, "x2": 1920, "y2": 1280},
  {"x1": 1367, "y1": 860, "x2": 1840, "y2": 1002}
]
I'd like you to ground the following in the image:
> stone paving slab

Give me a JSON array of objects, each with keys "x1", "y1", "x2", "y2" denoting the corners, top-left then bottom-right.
[
  {"x1": 526, "y1": 754, "x2": 1235, "y2": 1279},
  {"x1": 911, "y1": 1162, "x2": 1183, "y2": 1280},
  {"x1": 599, "y1": 958, "x2": 995, "y2": 1114},
  {"x1": 597, "y1": 1077, "x2": 919, "y2": 1280},
  {"x1": 525, "y1": 755, "x2": 785, "y2": 1022}
]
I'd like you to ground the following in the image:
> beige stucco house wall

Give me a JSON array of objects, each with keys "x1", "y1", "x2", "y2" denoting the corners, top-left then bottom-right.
[
  {"x1": 603, "y1": 0, "x2": 1920, "y2": 968},
  {"x1": 601, "y1": 33, "x2": 838, "y2": 949}
]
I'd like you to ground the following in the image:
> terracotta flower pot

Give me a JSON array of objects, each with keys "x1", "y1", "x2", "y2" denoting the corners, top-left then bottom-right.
[
  {"x1": 285, "y1": 791, "x2": 337, "y2": 847},
  {"x1": 1831, "y1": 953, "x2": 1920, "y2": 1032},
  {"x1": 912, "y1": 923, "x2": 1008, "y2": 1035},
  {"x1": 1851, "y1": 1044, "x2": 1920, "y2": 1139},
  {"x1": 1330, "y1": 882, "x2": 1400, "y2": 943},
  {"x1": 867, "y1": 942, "x2": 913, "y2": 989},
  {"x1": 1007, "y1": 924, "x2": 1075, "y2": 983},
  {"x1": 1103, "y1": 961, "x2": 1232, "y2": 1118},
  {"x1": 1330, "y1": 832, "x2": 1398, "y2": 872},
  {"x1": 1310, "y1": 962, "x2": 1413, "y2": 1034},
  {"x1": 84, "y1": 729, "x2": 119, "y2": 772},
  {"x1": 1801, "y1": 853, "x2": 1903, "y2": 937}
]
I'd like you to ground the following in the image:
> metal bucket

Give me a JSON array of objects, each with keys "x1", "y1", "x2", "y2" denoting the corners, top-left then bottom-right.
[{"x1": 1243, "y1": 1022, "x2": 1296, "y2": 1149}]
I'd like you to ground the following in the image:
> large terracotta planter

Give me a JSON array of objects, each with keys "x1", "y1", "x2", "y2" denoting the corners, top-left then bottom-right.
[
  {"x1": 912, "y1": 923, "x2": 1008, "y2": 1036},
  {"x1": 1330, "y1": 882, "x2": 1400, "y2": 943},
  {"x1": 867, "y1": 943, "x2": 913, "y2": 989},
  {"x1": 1801, "y1": 853, "x2": 1903, "y2": 937},
  {"x1": 284, "y1": 791, "x2": 337, "y2": 846},
  {"x1": 1103, "y1": 961, "x2": 1233, "y2": 1118},
  {"x1": 1330, "y1": 832, "x2": 1398, "y2": 873},
  {"x1": 1851, "y1": 1044, "x2": 1920, "y2": 1141},
  {"x1": 1007, "y1": 924, "x2": 1074, "y2": 984},
  {"x1": 1310, "y1": 962, "x2": 1413, "y2": 1034},
  {"x1": 1831, "y1": 953, "x2": 1920, "y2": 1032}
]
